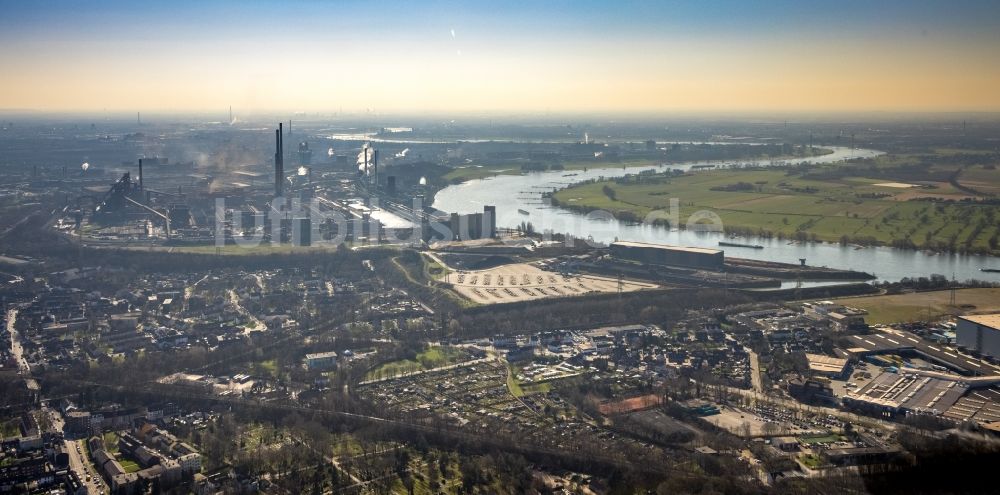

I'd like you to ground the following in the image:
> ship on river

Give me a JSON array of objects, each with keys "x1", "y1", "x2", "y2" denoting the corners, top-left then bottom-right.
[{"x1": 719, "y1": 241, "x2": 764, "y2": 249}]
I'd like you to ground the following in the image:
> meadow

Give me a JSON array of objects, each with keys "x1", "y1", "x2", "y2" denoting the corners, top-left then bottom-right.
[{"x1": 552, "y1": 153, "x2": 1000, "y2": 254}]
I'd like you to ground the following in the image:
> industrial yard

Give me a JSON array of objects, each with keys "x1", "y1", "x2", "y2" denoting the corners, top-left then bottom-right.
[{"x1": 438, "y1": 261, "x2": 660, "y2": 304}]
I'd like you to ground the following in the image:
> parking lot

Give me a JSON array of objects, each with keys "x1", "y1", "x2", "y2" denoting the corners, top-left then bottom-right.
[
  {"x1": 440, "y1": 262, "x2": 658, "y2": 304},
  {"x1": 702, "y1": 403, "x2": 841, "y2": 437},
  {"x1": 829, "y1": 361, "x2": 880, "y2": 398}
]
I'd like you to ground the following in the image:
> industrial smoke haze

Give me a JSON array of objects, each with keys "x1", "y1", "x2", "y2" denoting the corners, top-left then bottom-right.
[{"x1": 357, "y1": 143, "x2": 374, "y2": 176}]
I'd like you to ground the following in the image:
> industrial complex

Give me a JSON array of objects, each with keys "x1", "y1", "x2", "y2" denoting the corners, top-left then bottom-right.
[{"x1": 57, "y1": 121, "x2": 505, "y2": 250}]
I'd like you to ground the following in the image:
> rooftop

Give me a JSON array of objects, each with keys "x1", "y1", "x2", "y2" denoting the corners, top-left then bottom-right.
[
  {"x1": 846, "y1": 370, "x2": 968, "y2": 413},
  {"x1": 845, "y1": 332, "x2": 1000, "y2": 375},
  {"x1": 305, "y1": 351, "x2": 338, "y2": 360},
  {"x1": 805, "y1": 353, "x2": 849, "y2": 374},
  {"x1": 943, "y1": 387, "x2": 1000, "y2": 424},
  {"x1": 958, "y1": 314, "x2": 1000, "y2": 330}
]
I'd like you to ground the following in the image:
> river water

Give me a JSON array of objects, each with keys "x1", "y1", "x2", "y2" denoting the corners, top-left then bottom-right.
[{"x1": 432, "y1": 147, "x2": 1000, "y2": 283}]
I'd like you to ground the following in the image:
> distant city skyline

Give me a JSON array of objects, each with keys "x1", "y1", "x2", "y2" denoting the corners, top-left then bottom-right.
[{"x1": 2, "y1": 0, "x2": 1000, "y2": 114}]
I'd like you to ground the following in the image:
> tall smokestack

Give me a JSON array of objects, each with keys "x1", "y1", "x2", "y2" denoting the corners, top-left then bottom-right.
[
  {"x1": 138, "y1": 159, "x2": 143, "y2": 192},
  {"x1": 275, "y1": 124, "x2": 284, "y2": 198}
]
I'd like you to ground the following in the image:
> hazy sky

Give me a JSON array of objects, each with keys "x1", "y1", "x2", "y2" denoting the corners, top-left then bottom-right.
[{"x1": 2, "y1": 0, "x2": 1000, "y2": 114}]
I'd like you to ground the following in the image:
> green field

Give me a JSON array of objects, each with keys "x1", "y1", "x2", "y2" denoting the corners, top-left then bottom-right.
[
  {"x1": 365, "y1": 346, "x2": 468, "y2": 381},
  {"x1": 119, "y1": 458, "x2": 141, "y2": 473},
  {"x1": 797, "y1": 434, "x2": 844, "y2": 445},
  {"x1": 552, "y1": 160, "x2": 1000, "y2": 254},
  {"x1": 255, "y1": 359, "x2": 279, "y2": 378},
  {"x1": 799, "y1": 453, "x2": 824, "y2": 469},
  {"x1": 422, "y1": 254, "x2": 449, "y2": 278},
  {"x1": 506, "y1": 365, "x2": 554, "y2": 397},
  {"x1": 103, "y1": 431, "x2": 120, "y2": 453},
  {"x1": 0, "y1": 419, "x2": 20, "y2": 438}
]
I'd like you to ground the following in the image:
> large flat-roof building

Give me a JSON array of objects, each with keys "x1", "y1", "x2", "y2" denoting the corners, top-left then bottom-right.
[
  {"x1": 956, "y1": 314, "x2": 1000, "y2": 359},
  {"x1": 843, "y1": 370, "x2": 969, "y2": 418},
  {"x1": 805, "y1": 353, "x2": 849, "y2": 378},
  {"x1": 609, "y1": 241, "x2": 724, "y2": 270},
  {"x1": 305, "y1": 351, "x2": 338, "y2": 371}
]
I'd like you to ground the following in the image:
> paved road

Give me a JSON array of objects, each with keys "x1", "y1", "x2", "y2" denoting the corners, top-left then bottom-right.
[
  {"x1": 6, "y1": 309, "x2": 38, "y2": 391},
  {"x1": 45, "y1": 407, "x2": 104, "y2": 495},
  {"x1": 64, "y1": 437, "x2": 104, "y2": 494},
  {"x1": 748, "y1": 350, "x2": 763, "y2": 393},
  {"x1": 227, "y1": 289, "x2": 266, "y2": 334}
]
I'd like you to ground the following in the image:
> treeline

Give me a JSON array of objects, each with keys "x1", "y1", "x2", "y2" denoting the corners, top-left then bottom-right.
[
  {"x1": 875, "y1": 274, "x2": 998, "y2": 293},
  {"x1": 371, "y1": 250, "x2": 465, "y2": 314},
  {"x1": 446, "y1": 289, "x2": 751, "y2": 339}
]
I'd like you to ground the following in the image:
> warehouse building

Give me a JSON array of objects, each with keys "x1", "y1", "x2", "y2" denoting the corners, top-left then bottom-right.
[
  {"x1": 956, "y1": 314, "x2": 1000, "y2": 359},
  {"x1": 609, "y1": 241, "x2": 724, "y2": 270},
  {"x1": 843, "y1": 370, "x2": 969, "y2": 418},
  {"x1": 805, "y1": 353, "x2": 849, "y2": 378}
]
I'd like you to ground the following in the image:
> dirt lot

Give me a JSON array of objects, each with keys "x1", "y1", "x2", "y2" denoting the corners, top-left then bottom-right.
[
  {"x1": 836, "y1": 288, "x2": 1000, "y2": 324},
  {"x1": 702, "y1": 406, "x2": 770, "y2": 436},
  {"x1": 702, "y1": 405, "x2": 819, "y2": 437},
  {"x1": 439, "y1": 262, "x2": 659, "y2": 304}
]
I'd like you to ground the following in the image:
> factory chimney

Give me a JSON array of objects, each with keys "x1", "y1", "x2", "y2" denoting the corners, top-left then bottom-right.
[
  {"x1": 138, "y1": 159, "x2": 144, "y2": 192},
  {"x1": 275, "y1": 123, "x2": 284, "y2": 198}
]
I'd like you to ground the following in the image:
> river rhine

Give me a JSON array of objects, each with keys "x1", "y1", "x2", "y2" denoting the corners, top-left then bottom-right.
[{"x1": 432, "y1": 147, "x2": 1000, "y2": 283}]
